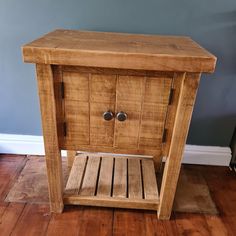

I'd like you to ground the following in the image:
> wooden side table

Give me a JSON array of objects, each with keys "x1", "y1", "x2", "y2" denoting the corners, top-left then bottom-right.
[{"x1": 22, "y1": 29, "x2": 216, "y2": 219}]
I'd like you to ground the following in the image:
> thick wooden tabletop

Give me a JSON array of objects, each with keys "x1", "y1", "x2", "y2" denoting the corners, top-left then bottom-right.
[{"x1": 22, "y1": 29, "x2": 216, "y2": 73}]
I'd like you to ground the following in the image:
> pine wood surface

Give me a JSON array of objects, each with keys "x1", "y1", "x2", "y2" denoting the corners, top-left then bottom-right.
[
  {"x1": 22, "y1": 29, "x2": 216, "y2": 72},
  {"x1": 0, "y1": 154, "x2": 236, "y2": 235},
  {"x1": 36, "y1": 64, "x2": 64, "y2": 213},
  {"x1": 61, "y1": 67, "x2": 172, "y2": 161},
  {"x1": 158, "y1": 73, "x2": 201, "y2": 219},
  {"x1": 64, "y1": 154, "x2": 159, "y2": 210},
  {"x1": 22, "y1": 30, "x2": 217, "y2": 219}
]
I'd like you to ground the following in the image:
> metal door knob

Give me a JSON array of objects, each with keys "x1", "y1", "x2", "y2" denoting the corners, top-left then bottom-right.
[
  {"x1": 116, "y1": 111, "x2": 127, "y2": 122},
  {"x1": 103, "y1": 111, "x2": 114, "y2": 121}
]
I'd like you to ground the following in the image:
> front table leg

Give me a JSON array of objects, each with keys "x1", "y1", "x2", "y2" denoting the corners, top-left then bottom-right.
[
  {"x1": 158, "y1": 73, "x2": 201, "y2": 219},
  {"x1": 36, "y1": 64, "x2": 64, "y2": 213}
]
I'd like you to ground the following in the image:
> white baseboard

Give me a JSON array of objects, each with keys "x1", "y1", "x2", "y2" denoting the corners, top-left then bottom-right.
[{"x1": 0, "y1": 133, "x2": 231, "y2": 166}]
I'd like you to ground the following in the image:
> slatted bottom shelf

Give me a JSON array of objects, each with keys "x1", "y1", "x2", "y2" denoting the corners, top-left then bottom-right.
[{"x1": 64, "y1": 153, "x2": 159, "y2": 210}]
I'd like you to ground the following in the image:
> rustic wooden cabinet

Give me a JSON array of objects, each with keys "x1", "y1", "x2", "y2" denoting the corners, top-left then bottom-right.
[{"x1": 22, "y1": 29, "x2": 216, "y2": 219}]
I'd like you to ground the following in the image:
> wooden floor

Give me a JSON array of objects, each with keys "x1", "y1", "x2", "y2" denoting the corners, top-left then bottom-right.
[{"x1": 0, "y1": 154, "x2": 235, "y2": 236}]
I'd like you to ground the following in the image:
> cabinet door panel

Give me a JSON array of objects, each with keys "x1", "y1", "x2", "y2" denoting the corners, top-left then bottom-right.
[
  {"x1": 63, "y1": 71, "x2": 89, "y2": 101},
  {"x1": 139, "y1": 77, "x2": 172, "y2": 149},
  {"x1": 114, "y1": 76, "x2": 144, "y2": 149},
  {"x1": 63, "y1": 72, "x2": 90, "y2": 146},
  {"x1": 90, "y1": 74, "x2": 116, "y2": 146}
]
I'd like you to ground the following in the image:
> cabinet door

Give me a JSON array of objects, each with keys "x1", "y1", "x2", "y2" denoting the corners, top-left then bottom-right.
[
  {"x1": 62, "y1": 68, "x2": 172, "y2": 153},
  {"x1": 114, "y1": 75, "x2": 172, "y2": 150}
]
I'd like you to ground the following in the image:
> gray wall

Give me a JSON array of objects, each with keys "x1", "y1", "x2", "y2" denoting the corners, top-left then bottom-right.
[{"x1": 0, "y1": 0, "x2": 235, "y2": 146}]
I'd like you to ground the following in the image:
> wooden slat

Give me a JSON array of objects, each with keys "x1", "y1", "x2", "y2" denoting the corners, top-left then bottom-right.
[
  {"x1": 128, "y1": 159, "x2": 142, "y2": 199},
  {"x1": 61, "y1": 143, "x2": 161, "y2": 156},
  {"x1": 112, "y1": 158, "x2": 127, "y2": 198},
  {"x1": 22, "y1": 29, "x2": 217, "y2": 73},
  {"x1": 36, "y1": 64, "x2": 64, "y2": 213},
  {"x1": 65, "y1": 155, "x2": 87, "y2": 194},
  {"x1": 67, "y1": 150, "x2": 76, "y2": 170},
  {"x1": 158, "y1": 73, "x2": 201, "y2": 220},
  {"x1": 63, "y1": 196, "x2": 159, "y2": 210},
  {"x1": 79, "y1": 156, "x2": 100, "y2": 196},
  {"x1": 62, "y1": 65, "x2": 174, "y2": 78},
  {"x1": 97, "y1": 157, "x2": 114, "y2": 197},
  {"x1": 142, "y1": 159, "x2": 159, "y2": 200}
]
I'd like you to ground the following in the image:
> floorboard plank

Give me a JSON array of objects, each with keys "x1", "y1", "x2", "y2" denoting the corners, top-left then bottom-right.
[
  {"x1": 1, "y1": 155, "x2": 236, "y2": 235},
  {"x1": 174, "y1": 213, "x2": 211, "y2": 235},
  {"x1": 78, "y1": 207, "x2": 113, "y2": 236},
  {"x1": 200, "y1": 166, "x2": 236, "y2": 235},
  {"x1": 0, "y1": 203, "x2": 25, "y2": 236},
  {"x1": 11, "y1": 204, "x2": 51, "y2": 236},
  {"x1": 47, "y1": 205, "x2": 83, "y2": 236},
  {"x1": 0, "y1": 155, "x2": 27, "y2": 201},
  {"x1": 113, "y1": 209, "x2": 146, "y2": 236}
]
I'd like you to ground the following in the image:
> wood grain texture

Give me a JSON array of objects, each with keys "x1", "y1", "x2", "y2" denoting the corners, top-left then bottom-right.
[
  {"x1": 158, "y1": 73, "x2": 201, "y2": 219},
  {"x1": 2, "y1": 155, "x2": 236, "y2": 235},
  {"x1": 36, "y1": 64, "x2": 64, "y2": 213},
  {"x1": 67, "y1": 150, "x2": 76, "y2": 170},
  {"x1": 78, "y1": 207, "x2": 113, "y2": 236},
  {"x1": 0, "y1": 203, "x2": 25, "y2": 236},
  {"x1": 23, "y1": 30, "x2": 216, "y2": 218},
  {"x1": 11, "y1": 204, "x2": 51, "y2": 236},
  {"x1": 58, "y1": 67, "x2": 171, "y2": 171},
  {"x1": 52, "y1": 66, "x2": 64, "y2": 147},
  {"x1": 64, "y1": 154, "x2": 159, "y2": 210},
  {"x1": 46, "y1": 205, "x2": 83, "y2": 236},
  {"x1": 90, "y1": 74, "x2": 116, "y2": 146},
  {"x1": 63, "y1": 196, "x2": 159, "y2": 210},
  {"x1": 63, "y1": 71, "x2": 90, "y2": 146},
  {"x1": 113, "y1": 210, "x2": 147, "y2": 236},
  {"x1": 22, "y1": 29, "x2": 216, "y2": 72},
  {"x1": 112, "y1": 158, "x2": 127, "y2": 198},
  {"x1": 65, "y1": 155, "x2": 87, "y2": 195},
  {"x1": 128, "y1": 159, "x2": 142, "y2": 199},
  {"x1": 162, "y1": 73, "x2": 186, "y2": 157},
  {"x1": 142, "y1": 159, "x2": 159, "y2": 200},
  {"x1": 79, "y1": 156, "x2": 100, "y2": 196},
  {"x1": 114, "y1": 75, "x2": 144, "y2": 149},
  {"x1": 97, "y1": 157, "x2": 114, "y2": 197},
  {"x1": 0, "y1": 155, "x2": 27, "y2": 201}
]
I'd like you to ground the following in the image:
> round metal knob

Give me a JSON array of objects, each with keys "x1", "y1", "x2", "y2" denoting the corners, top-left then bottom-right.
[
  {"x1": 116, "y1": 111, "x2": 127, "y2": 122},
  {"x1": 103, "y1": 111, "x2": 114, "y2": 121}
]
